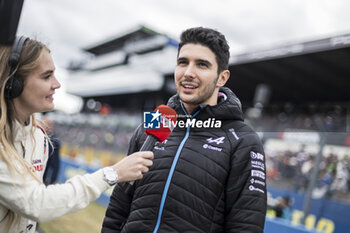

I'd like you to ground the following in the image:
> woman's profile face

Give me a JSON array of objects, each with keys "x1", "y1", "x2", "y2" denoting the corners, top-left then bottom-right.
[{"x1": 15, "y1": 49, "x2": 61, "y2": 115}]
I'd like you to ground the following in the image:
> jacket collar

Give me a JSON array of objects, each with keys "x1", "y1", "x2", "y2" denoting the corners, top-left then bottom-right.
[
  {"x1": 167, "y1": 87, "x2": 244, "y2": 121},
  {"x1": 13, "y1": 118, "x2": 33, "y2": 143}
]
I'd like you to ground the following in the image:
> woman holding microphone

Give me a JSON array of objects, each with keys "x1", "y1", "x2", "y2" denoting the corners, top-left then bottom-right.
[{"x1": 0, "y1": 36, "x2": 153, "y2": 233}]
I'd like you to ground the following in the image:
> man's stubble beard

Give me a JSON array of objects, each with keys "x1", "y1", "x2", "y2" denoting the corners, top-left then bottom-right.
[{"x1": 179, "y1": 75, "x2": 219, "y2": 106}]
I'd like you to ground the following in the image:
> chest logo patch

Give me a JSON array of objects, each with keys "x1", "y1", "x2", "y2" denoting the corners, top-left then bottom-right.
[{"x1": 206, "y1": 136, "x2": 225, "y2": 145}]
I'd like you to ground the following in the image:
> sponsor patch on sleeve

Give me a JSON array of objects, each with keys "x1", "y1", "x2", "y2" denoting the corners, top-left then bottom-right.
[
  {"x1": 248, "y1": 150, "x2": 266, "y2": 193},
  {"x1": 250, "y1": 151, "x2": 264, "y2": 161}
]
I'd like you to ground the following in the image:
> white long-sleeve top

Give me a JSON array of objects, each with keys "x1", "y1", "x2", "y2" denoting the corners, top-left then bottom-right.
[{"x1": 0, "y1": 120, "x2": 110, "y2": 233}]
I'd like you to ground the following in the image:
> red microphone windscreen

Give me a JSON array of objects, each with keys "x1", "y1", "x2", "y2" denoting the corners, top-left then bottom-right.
[{"x1": 145, "y1": 105, "x2": 177, "y2": 142}]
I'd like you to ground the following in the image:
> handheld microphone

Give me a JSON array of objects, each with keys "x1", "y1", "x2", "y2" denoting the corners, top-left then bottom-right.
[{"x1": 129, "y1": 105, "x2": 177, "y2": 185}]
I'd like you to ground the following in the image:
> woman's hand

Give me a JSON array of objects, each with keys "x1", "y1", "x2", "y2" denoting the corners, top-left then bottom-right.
[{"x1": 110, "y1": 151, "x2": 154, "y2": 182}]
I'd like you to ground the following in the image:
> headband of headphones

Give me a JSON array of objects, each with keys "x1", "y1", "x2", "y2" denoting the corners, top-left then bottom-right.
[
  {"x1": 5, "y1": 36, "x2": 29, "y2": 99},
  {"x1": 8, "y1": 36, "x2": 29, "y2": 71}
]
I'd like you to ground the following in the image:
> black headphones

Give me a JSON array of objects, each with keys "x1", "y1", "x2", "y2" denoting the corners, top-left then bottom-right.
[{"x1": 5, "y1": 36, "x2": 29, "y2": 99}]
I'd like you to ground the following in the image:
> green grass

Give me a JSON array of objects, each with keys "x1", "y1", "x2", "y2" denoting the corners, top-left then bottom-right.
[{"x1": 38, "y1": 202, "x2": 107, "y2": 233}]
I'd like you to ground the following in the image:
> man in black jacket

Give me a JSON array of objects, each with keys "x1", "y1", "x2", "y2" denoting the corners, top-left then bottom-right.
[{"x1": 102, "y1": 27, "x2": 267, "y2": 233}]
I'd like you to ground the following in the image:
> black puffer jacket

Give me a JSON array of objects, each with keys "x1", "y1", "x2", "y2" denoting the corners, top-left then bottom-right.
[{"x1": 102, "y1": 87, "x2": 266, "y2": 233}]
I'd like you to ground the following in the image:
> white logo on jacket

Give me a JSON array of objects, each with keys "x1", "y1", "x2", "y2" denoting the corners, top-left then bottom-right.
[
  {"x1": 250, "y1": 151, "x2": 264, "y2": 161},
  {"x1": 206, "y1": 136, "x2": 225, "y2": 145},
  {"x1": 249, "y1": 185, "x2": 265, "y2": 194},
  {"x1": 203, "y1": 144, "x2": 222, "y2": 152},
  {"x1": 251, "y1": 169, "x2": 265, "y2": 180}
]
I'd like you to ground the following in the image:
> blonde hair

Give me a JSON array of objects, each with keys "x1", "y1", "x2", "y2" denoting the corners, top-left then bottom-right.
[
  {"x1": 0, "y1": 38, "x2": 53, "y2": 230},
  {"x1": 0, "y1": 38, "x2": 49, "y2": 179}
]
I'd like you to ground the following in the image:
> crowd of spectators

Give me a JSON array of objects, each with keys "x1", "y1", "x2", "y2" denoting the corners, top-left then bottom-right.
[
  {"x1": 52, "y1": 112, "x2": 139, "y2": 151},
  {"x1": 247, "y1": 104, "x2": 350, "y2": 203},
  {"x1": 266, "y1": 144, "x2": 350, "y2": 202},
  {"x1": 248, "y1": 104, "x2": 349, "y2": 133},
  {"x1": 46, "y1": 112, "x2": 141, "y2": 166}
]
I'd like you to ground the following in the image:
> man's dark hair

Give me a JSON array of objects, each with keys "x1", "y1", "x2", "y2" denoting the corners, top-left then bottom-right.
[{"x1": 178, "y1": 27, "x2": 230, "y2": 74}]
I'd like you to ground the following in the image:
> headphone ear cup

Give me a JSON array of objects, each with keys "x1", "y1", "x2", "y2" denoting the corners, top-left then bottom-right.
[
  {"x1": 5, "y1": 76, "x2": 24, "y2": 99},
  {"x1": 5, "y1": 36, "x2": 28, "y2": 100}
]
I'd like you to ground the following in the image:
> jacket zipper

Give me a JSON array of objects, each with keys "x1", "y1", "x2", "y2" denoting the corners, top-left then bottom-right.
[{"x1": 153, "y1": 104, "x2": 201, "y2": 233}]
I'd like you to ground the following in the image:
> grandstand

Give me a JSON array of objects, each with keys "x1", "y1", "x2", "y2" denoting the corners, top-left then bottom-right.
[
  {"x1": 66, "y1": 25, "x2": 178, "y2": 112},
  {"x1": 66, "y1": 29, "x2": 350, "y2": 109}
]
